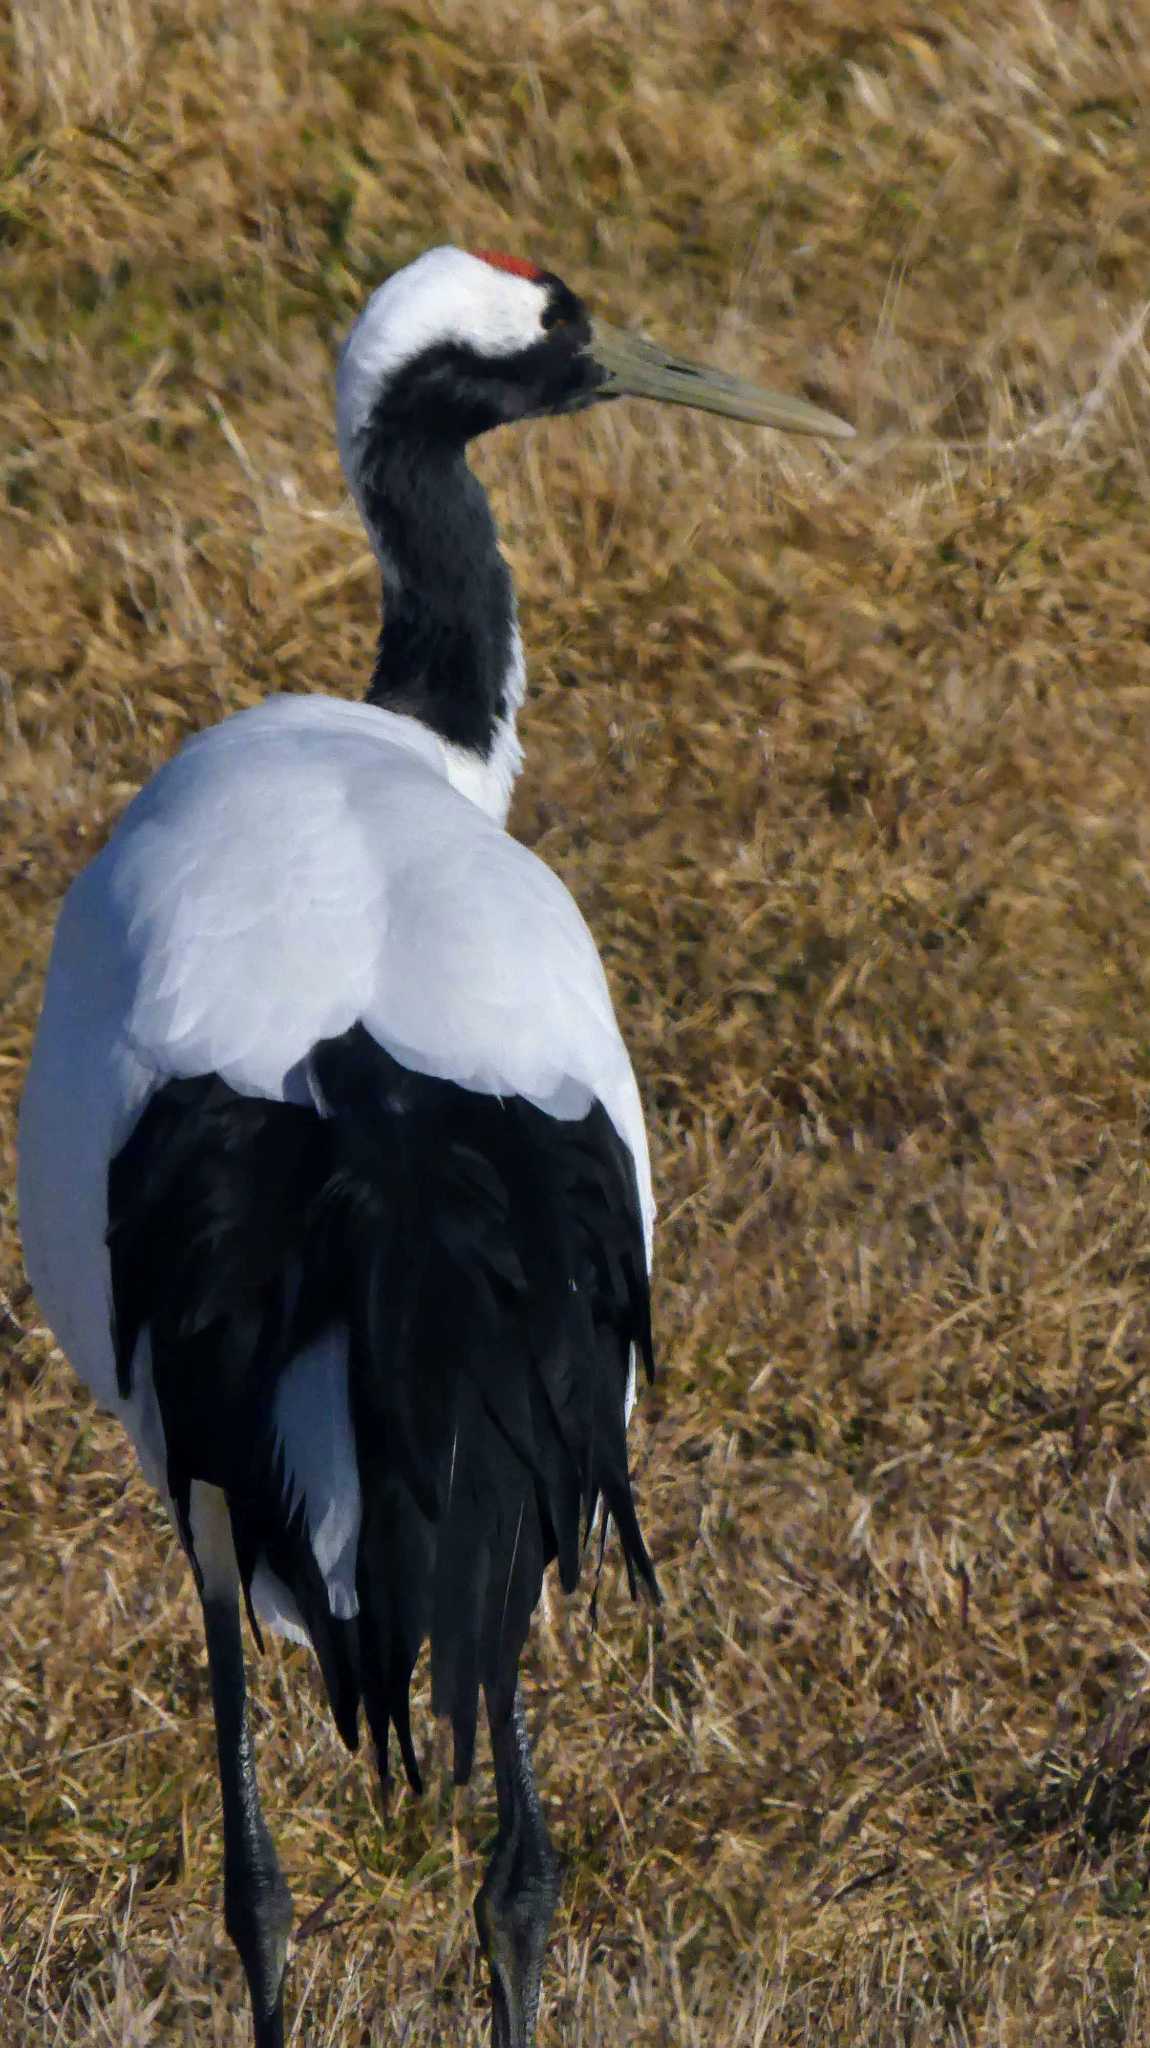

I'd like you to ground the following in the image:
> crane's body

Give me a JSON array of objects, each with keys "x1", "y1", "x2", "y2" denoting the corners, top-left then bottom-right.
[
  {"x1": 19, "y1": 245, "x2": 851, "y2": 2047},
  {"x1": 20, "y1": 692, "x2": 650, "y2": 1538}
]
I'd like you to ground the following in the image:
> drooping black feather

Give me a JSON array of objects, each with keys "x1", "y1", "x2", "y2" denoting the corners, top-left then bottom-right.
[
  {"x1": 106, "y1": 1076, "x2": 361, "y2": 1743},
  {"x1": 106, "y1": 1023, "x2": 657, "y2": 1790}
]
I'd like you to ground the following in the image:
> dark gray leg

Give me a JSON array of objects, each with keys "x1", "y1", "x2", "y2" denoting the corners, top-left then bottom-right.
[
  {"x1": 474, "y1": 1684, "x2": 561, "y2": 2048},
  {"x1": 202, "y1": 1593, "x2": 293, "y2": 2048}
]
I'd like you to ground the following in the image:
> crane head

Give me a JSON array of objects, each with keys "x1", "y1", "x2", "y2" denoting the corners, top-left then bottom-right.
[{"x1": 337, "y1": 245, "x2": 854, "y2": 475}]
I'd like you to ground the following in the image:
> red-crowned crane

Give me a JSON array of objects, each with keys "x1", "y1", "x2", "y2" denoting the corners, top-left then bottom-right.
[{"x1": 18, "y1": 246, "x2": 852, "y2": 2048}]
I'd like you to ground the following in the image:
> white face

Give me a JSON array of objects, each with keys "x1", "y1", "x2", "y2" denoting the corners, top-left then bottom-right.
[{"x1": 336, "y1": 246, "x2": 551, "y2": 474}]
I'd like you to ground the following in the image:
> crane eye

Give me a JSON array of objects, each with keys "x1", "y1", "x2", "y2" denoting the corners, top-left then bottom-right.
[{"x1": 540, "y1": 303, "x2": 568, "y2": 332}]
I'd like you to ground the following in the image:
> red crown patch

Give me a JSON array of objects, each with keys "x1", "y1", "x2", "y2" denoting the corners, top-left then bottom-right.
[{"x1": 472, "y1": 249, "x2": 545, "y2": 282}]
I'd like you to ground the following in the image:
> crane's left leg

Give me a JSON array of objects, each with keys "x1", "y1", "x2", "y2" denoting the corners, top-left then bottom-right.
[
  {"x1": 193, "y1": 1484, "x2": 294, "y2": 2048},
  {"x1": 475, "y1": 1683, "x2": 561, "y2": 2048}
]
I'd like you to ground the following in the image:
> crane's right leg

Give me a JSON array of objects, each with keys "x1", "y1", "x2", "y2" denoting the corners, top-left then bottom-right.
[
  {"x1": 193, "y1": 1484, "x2": 294, "y2": 2048},
  {"x1": 474, "y1": 1681, "x2": 561, "y2": 2048}
]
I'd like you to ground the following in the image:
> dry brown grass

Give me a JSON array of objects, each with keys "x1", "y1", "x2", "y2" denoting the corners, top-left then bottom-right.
[{"x1": 4, "y1": 0, "x2": 1150, "y2": 2040}]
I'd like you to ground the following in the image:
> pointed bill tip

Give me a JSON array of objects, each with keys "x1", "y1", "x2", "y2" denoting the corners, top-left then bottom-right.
[{"x1": 588, "y1": 319, "x2": 855, "y2": 440}]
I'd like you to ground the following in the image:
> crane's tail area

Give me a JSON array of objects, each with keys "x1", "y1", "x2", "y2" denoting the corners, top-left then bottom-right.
[{"x1": 107, "y1": 1023, "x2": 656, "y2": 1789}]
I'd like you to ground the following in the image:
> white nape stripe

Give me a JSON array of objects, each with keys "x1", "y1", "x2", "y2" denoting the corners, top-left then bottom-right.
[
  {"x1": 442, "y1": 719, "x2": 523, "y2": 826},
  {"x1": 440, "y1": 596, "x2": 527, "y2": 824}
]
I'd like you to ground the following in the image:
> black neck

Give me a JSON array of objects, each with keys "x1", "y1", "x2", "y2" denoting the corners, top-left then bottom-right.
[{"x1": 356, "y1": 433, "x2": 516, "y2": 757}]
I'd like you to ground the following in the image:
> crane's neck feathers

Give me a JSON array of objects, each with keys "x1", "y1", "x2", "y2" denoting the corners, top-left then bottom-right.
[
  {"x1": 343, "y1": 427, "x2": 525, "y2": 825},
  {"x1": 336, "y1": 249, "x2": 558, "y2": 825}
]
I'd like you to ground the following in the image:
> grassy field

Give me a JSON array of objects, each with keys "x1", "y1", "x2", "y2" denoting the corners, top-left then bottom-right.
[{"x1": 4, "y1": 0, "x2": 1150, "y2": 2040}]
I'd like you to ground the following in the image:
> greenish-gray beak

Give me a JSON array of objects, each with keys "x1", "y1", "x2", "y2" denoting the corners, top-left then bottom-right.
[{"x1": 587, "y1": 318, "x2": 854, "y2": 439}]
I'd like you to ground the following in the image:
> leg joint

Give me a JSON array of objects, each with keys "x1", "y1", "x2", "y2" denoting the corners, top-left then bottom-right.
[{"x1": 224, "y1": 1867, "x2": 293, "y2": 2023}]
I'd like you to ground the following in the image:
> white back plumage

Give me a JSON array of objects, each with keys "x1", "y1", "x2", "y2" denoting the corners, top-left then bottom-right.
[{"x1": 19, "y1": 696, "x2": 651, "y2": 1591}]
